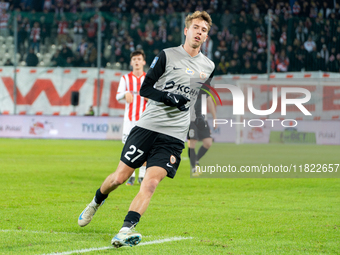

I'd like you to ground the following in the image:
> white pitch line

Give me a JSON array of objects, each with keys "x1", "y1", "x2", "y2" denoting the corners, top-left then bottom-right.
[{"x1": 40, "y1": 236, "x2": 193, "y2": 255}]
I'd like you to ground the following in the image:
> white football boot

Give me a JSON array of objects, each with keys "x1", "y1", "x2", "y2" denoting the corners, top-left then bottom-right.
[
  {"x1": 78, "y1": 197, "x2": 105, "y2": 227},
  {"x1": 111, "y1": 225, "x2": 142, "y2": 248}
]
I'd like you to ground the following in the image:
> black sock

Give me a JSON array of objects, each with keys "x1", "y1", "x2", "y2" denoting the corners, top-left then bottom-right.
[
  {"x1": 197, "y1": 146, "x2": 208, "y2": 161},
  {"x1": 94, "y1": 188, "x2": 108, "y2": 204},
  {"x1": 189, "y1": 148, "x2": 196, "y2": 168},
  {"x1": 122, "y1": 211, "x2": 141, "y2": 228}
]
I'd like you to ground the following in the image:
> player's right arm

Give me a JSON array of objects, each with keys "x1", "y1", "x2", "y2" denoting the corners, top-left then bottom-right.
[
  {"x1": 140, "y1": 51, "x2": 189, "y2": 111},
  {"x1": 116, "y1": 76, "x2": 133, "y2": 104}
]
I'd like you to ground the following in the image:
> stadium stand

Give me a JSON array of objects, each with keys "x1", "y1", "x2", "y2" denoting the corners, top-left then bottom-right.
[{"x1": 0, "y1": 0, "x2": 339, "y2": 74}]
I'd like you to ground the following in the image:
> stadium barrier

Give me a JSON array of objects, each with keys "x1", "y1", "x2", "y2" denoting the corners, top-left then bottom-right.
[
  {"x1": 0, "y1": 115, "x2": 123, "y2": 140},
  {"x1": 0, "y1": 115, "x2": 338, "y2": 144}
]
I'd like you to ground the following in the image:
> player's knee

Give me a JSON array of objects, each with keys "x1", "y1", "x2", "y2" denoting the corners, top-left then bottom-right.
[
  {"x1": 110, "y1": 174, "x2": 126, "y2": 186},
  {"x1": 142, "y1": 178, "x2": 159, "y2": 195},
  {"x1": 203, "y1": 140, "x2": 212, "y2": 148},
  {"x1": 190, "y1": 140, "x2": 197, "y2": 148},
  {"x1": 113, "y1": 178, "x2": 125, "y2": 186}
]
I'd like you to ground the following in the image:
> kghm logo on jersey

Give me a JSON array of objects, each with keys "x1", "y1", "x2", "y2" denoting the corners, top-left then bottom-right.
[{"x1": 186, "y1": 68, "x2": 195, "y2": 75}]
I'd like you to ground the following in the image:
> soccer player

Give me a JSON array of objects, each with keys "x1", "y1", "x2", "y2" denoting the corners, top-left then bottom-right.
[
  {"x1": 188, "y1": 96, "x2": 217, "y2": 175},
  {"x1": 78, "y1": 11, "x2": 215, "y2": 248},
  {"x1": 116, "y1": 49, "x2": 147, "y2": 185}
]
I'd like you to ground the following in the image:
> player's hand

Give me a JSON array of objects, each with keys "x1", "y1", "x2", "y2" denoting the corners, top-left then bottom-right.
[
  {"x1": 195, "y1": 115, "x2": 207, "y2": 130},
  {"x1": 162, "y1": 92, "x2": 190, "y2": 111},
  {"x1": 125, "y1": 92, "x2": 133, "y2": 104}
]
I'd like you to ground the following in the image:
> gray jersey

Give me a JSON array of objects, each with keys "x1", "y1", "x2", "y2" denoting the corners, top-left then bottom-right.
[{"x1": 137, "y1": 45, "x2": 215, "y2": 142}]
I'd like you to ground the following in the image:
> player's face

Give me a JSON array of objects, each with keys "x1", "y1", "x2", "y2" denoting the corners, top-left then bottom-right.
[
  {"x1": 184, "y1": 19, "x2": 209, "y2": 49},
  {"x1": 130, "y1": 55, "x2": 146, "y2": 70}
]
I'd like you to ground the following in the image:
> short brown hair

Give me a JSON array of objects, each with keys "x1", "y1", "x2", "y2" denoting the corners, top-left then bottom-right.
[
  {"x1": 130, "y1": 49, "x2": 146, "y2": 60},
  {"x1": 185, "y1": 11, "x2": 212, "y2": 31}
]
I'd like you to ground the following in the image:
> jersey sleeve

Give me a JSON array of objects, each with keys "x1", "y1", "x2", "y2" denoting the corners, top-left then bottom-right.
[
  {"x1": 116, "y1": 76, "x2": 128, "y2": 102},
  {"x1": 140, "y1": 50, "x2": 167, "y2": 102}
]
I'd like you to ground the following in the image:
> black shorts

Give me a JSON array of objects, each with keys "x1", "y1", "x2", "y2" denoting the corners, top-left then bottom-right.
[
  {"x1": 121, "y1": 126, "x2": 185, "y2": 178},
  {"x1": 187, "y1": 121, "x2": 211, "y2": 141}
]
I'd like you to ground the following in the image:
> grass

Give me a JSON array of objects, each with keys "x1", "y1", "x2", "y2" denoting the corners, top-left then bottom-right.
[{"x1": 0, "y1": 138, "x2": 339, "y2": 254}]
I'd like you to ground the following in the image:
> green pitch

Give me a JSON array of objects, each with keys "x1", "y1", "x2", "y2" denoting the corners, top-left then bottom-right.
[{"x1": 0, "y1": 139, "x2": 339, "y2": 255}]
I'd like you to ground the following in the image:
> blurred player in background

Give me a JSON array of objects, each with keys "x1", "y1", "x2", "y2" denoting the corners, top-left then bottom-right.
[
  {"x1": 188, "y1": 96, "x2": 217, "y2": 175},
  {"x1": 116, "y1": 49, "x2": 147, "y2": 185},
  {"x1": 78, "y1": 11, "x2": 215, "y2": 248}
]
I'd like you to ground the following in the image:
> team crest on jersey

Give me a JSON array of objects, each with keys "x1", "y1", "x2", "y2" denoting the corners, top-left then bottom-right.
[
  {"x1": 170, "y1": 155, "x2": 176, "y2": 164},
  {"x1": 150, "y1": 57, "x2": 159, "y2": 68},
  {"x1": 186, "y1": 68, "x2": 195, "y2": 75},
  {"x1": 200, "y1": 71, "x2": 207, "y2": 80}
]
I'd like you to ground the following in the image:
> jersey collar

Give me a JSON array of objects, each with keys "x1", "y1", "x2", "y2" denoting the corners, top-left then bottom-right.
[{"x1": 179, "y1": 45, "x2": 202, "y2": 59}]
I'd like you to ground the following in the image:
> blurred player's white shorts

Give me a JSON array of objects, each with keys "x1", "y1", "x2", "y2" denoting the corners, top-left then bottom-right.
[{"x1": 122, "y1": 120, "x2": 137, "y2": 144}]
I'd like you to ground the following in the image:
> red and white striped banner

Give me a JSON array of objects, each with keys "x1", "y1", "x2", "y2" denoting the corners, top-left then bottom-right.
[
  {"x1": 0, "y1": 67, "x2": 128, "y2": 116},
  {"x1": 1, "y1": 68, "x2": 339, "y2": 120}
]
